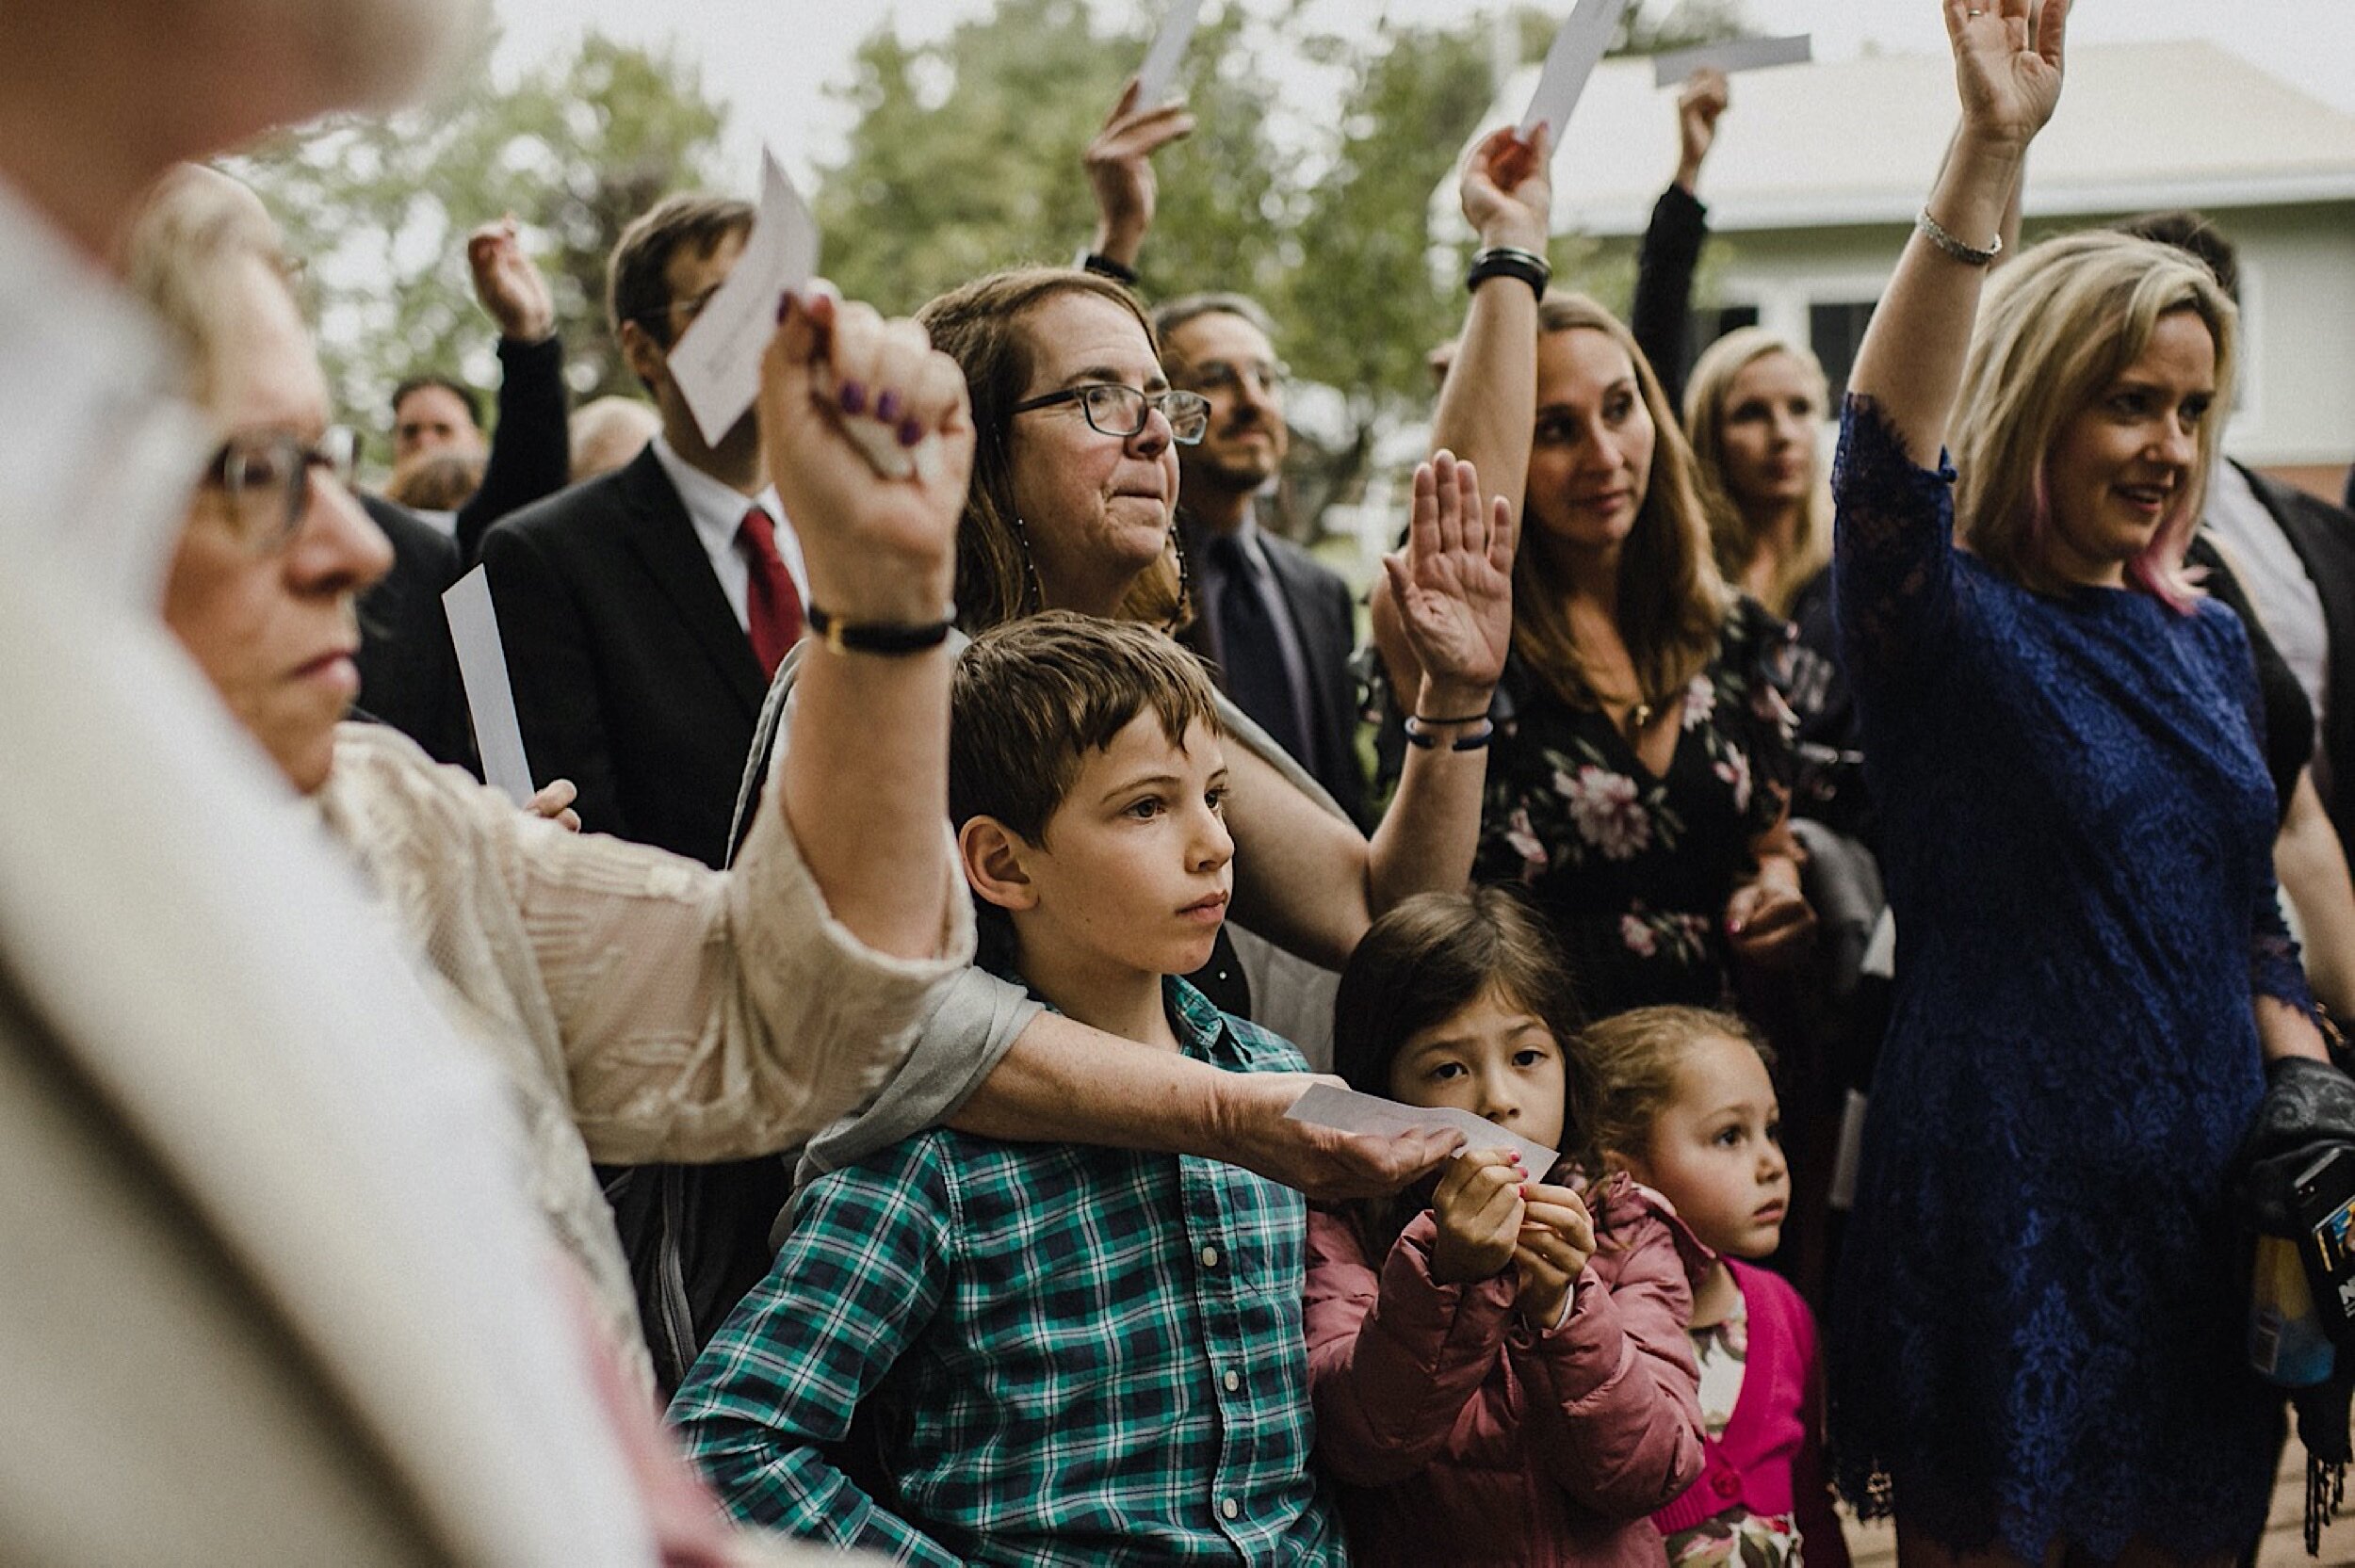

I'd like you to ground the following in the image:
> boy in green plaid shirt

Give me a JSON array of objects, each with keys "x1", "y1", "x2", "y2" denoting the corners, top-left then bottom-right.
[{"x1": 670, "y1": 613, "x2": 1343, "y2": 1564}]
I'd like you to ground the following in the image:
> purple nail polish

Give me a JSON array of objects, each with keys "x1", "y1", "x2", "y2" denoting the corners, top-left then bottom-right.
[
  {"x1": 837, "y1": 380, "x2": 867, "y2": 415},
  {"x1": 874, "y1": 389, "x2": 902, "y2": 424},
  {"x1": 898, "y1": 416, "x2": 925, "y2": 448},
  {"x1": 776, "y1": 290, "x2": 794, "y2": 322}
]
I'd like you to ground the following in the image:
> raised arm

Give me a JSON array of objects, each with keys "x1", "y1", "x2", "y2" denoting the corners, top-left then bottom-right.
[
  {"x1": 1226, "y1": 450, "x2": 1512, "y2": 966},
  {"x1": 1631, "y1": 69, "x2": 1726, "y2": 412},
  {"x1": 1427, "y1": 123, "x2": 1551, "y2": 528},
  {"x1": 1080, "y1": 76, "x2": 1194, "y2": 275},
  {"x1": 455, "y1": 218, "x2": 568, "y2": 560},
  {"x1": 764, "y1": 289, "x2": 971, "y2": 961},
  {"x1": 1847, "y1": 0, "x2": 2066, "y2": 462}
]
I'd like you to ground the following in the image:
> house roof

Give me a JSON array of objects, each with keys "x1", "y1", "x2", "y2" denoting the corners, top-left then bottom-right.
[{"x1": 1496, "y1": 39, "x2": 2355, "y2": 237}]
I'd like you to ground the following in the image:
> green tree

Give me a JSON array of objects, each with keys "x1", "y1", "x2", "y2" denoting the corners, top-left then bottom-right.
[
  {"x1": 228, "y1": 33, "x2": 727, "y2": 453},
  {"x1": 1275, "y1": 20, "x2": 1497, "y2": 520},
  {"x1": 814, "y1": 0, "x2": 1287, "y2": 315},
  {"x1": 806, "y1": 0, "x2": 1750, "y2": 538}
]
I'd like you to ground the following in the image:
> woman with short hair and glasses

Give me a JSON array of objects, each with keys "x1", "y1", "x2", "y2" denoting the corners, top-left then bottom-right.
[
  {"x1": 129, "y1": 161, "x2": 981, "y2": 1397},
  {"x1": 732, "y1": 263, "x2": 1513, "y2": 1213}
]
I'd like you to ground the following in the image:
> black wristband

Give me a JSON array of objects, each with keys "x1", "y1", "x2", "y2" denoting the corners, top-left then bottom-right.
[
  {"x1": 1466, "y1": 246, "x2": 1551, "y2": 299},
  {"x1": 1076, "y1": 250, "x2": 1141, "y2": 286},
  {"x1": 805, "y1": 604, "x2": 956, "y2": 657}
]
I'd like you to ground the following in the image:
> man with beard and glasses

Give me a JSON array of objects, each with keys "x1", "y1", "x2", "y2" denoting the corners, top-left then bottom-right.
[{"x1": 1156, "y1": 293, "x2": 1369, "y2": 828}]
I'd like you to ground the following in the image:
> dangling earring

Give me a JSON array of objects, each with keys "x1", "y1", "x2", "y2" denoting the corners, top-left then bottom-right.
[
  {"x1": 1166, "y1": 519, "x2": 1193, "y2": 636},
  {"x1": 1012, "y1": 514, "x2": 1047, "y2": 616}
]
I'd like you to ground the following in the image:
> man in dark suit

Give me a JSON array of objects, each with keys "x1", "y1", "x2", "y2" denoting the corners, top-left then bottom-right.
[
  {"x1": 480, "y1": 193, "x2": 805, "y2": 873},
  {"x1": 1156, "y1": 294, "x2": 1368, "y2": 824},
  {"x1": 355, "y1": 493, "x2": 471, "y2": 769},
  {"x1": 479, "y1": 192, "x2": 813, "y2": 1388}
]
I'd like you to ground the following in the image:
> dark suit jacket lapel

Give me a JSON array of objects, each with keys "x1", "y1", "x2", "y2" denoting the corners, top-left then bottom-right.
[
  {"x1": 1262, "y1": 542, "x2": 1349, "y2": 704},
  {"x1": 614, "y1": 448, "x2": 767, "y2": 719}
]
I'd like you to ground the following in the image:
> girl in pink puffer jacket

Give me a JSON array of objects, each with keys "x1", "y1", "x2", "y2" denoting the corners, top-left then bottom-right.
[{"x1": 1307, "y1": 889, "x2": 1706, "y2": 1566}]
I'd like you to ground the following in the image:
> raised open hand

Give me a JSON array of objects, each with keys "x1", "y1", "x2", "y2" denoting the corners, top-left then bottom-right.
[
  {"x1": 1084, "y1": 76, "x2": 1196, "y2": 268},
  {"x1": 1382, "y1": 449, "x2": 1515, "y2": 713},
  {"x1": 759, "y1": 289, "x2": 972, "y2": 622},
  {"x1": 1947, "y1": 0, "x2": 2069, "y2": 151},
  {"x1": 465, "y1": 217, "x2": 555, "y2": 344},
  {"x1": 1458, "y1": 122, "x2": 1552, "y2": 254}
]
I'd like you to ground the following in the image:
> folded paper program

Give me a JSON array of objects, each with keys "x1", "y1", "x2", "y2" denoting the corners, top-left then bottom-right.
[{"x1": 1285, "y1": 1082, "x2": 1561, "y2": 1178}]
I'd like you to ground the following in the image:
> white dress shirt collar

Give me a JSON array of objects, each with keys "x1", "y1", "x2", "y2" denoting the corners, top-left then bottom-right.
[{"x1": 649, "y1": 432, "x2": 805, "y2": 627}]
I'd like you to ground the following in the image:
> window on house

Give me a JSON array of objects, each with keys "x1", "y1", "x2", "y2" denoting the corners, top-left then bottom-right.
[{"x1": 1811, "y1": 300, "x2": 1878, "y2": 407}]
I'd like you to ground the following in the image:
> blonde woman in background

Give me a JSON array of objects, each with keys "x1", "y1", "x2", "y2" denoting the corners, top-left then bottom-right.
[{"x1": 1684, "y1": 328, "x2": 1831, "y2": 622}]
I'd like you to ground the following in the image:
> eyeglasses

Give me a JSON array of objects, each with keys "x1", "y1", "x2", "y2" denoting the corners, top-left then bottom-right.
[
  {"x1": 1009, "y1": 383, "x2": 1209, "y2": 445},
  {"x1": 1178, "y1": 358, "x2": 1289, "y2": 398},
  {"x1": 201, "y1": 427, "x2": 360, "y2": 552}
]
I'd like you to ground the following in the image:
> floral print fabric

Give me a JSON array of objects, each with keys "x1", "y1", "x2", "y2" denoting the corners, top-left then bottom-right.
[
  {"x1": 1474, "y1": 598, "x2": 1797, "y2": 1017},
  {"x1": 1665, "y1": 1295, "x2": 1803, "y2": 1568}
]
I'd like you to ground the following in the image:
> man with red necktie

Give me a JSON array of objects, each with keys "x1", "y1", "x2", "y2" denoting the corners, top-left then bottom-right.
[{"x1": 484, "y1": 192, "x2": 810, "y2": 874}]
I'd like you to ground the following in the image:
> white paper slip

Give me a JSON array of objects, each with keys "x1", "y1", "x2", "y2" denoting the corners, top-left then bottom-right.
[
  {"x1": 1650, "y1": 33, "x2": 1812, "y2": 89},
  {"x1": 1133, "y1": 0, "x2": 1206, "y2": 108},
  {"x1": 1285, "y1": 1083, "x2": 1561, "y2": 1177},
  {"x1": 1519, "y1": 0, "x2": 1634, "y2": 140},
  {"x1": 670, "y1": 148, "x2": 820, "y2": 451},
  {"x1": 442, "y1": 565, "x2": 535, "y2": 806}
]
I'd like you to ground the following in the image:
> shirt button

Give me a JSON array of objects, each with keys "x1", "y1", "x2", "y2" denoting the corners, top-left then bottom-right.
[
  {"x1": 1200, "y1": 1245, "x2": 1220, "y2": 1269},
  {"x1": 1223, "y1": 1370, "x2": 1241, "y2": 1392},
  {"x1": 1713, "y1": 1471, "x2": 1742, "y2": 1498},
  {"x1": 1222, "y1": 1498, "x2": 1241, "y2": 1520}
]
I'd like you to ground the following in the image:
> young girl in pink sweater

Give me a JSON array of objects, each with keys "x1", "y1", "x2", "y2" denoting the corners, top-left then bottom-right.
[
  {"x1": 1305, "y1": 889, "x2": 1706, "y2": 1566},
  {"x1": 1584, "y1": 1006, "x2": 1849, "y2": 1568}
]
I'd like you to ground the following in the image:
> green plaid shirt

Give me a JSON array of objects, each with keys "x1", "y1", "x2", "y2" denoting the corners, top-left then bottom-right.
[{"x1": 670, "y1": 977, "x2": 1342, "y2": 1566}]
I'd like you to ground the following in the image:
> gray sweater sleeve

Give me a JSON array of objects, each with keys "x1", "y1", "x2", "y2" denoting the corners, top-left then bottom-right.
[{"x1": 794, "y1": 963, "x2": 1046, "y2": 1181}]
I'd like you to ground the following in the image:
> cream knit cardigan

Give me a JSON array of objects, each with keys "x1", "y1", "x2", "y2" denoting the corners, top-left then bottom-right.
[{"x1": 316, "y1": 721, "x2": 972, "y2": 1390}]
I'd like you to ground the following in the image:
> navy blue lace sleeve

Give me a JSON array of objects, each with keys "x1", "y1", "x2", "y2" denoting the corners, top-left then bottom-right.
[
  {"x1": 2209, "y1": 605, "x2": 2318, "y2": 1012},
  {"x1": 1830, "y1": 396, "x2": 1962, "y2": 711}
]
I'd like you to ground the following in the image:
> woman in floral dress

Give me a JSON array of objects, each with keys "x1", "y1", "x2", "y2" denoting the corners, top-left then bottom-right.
[{"x1": 1378, "y1": 127, "x2": 1812, "y2": 1018}]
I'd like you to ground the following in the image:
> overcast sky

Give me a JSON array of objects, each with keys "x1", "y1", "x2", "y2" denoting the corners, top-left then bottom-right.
[{"x1": 487, "y1": 0, "x2": 2355, "y2": 192}]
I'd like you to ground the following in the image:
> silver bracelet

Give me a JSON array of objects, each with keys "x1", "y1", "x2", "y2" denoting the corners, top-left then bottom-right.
[{"x1": 1916, "y1": 207, "x2": 2001, "y2": 267}]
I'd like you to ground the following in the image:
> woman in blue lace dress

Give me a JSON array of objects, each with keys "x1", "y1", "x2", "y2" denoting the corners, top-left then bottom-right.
[{"x1": 1826, "y1": 4, "x2": 2330, "y2": 1562}]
